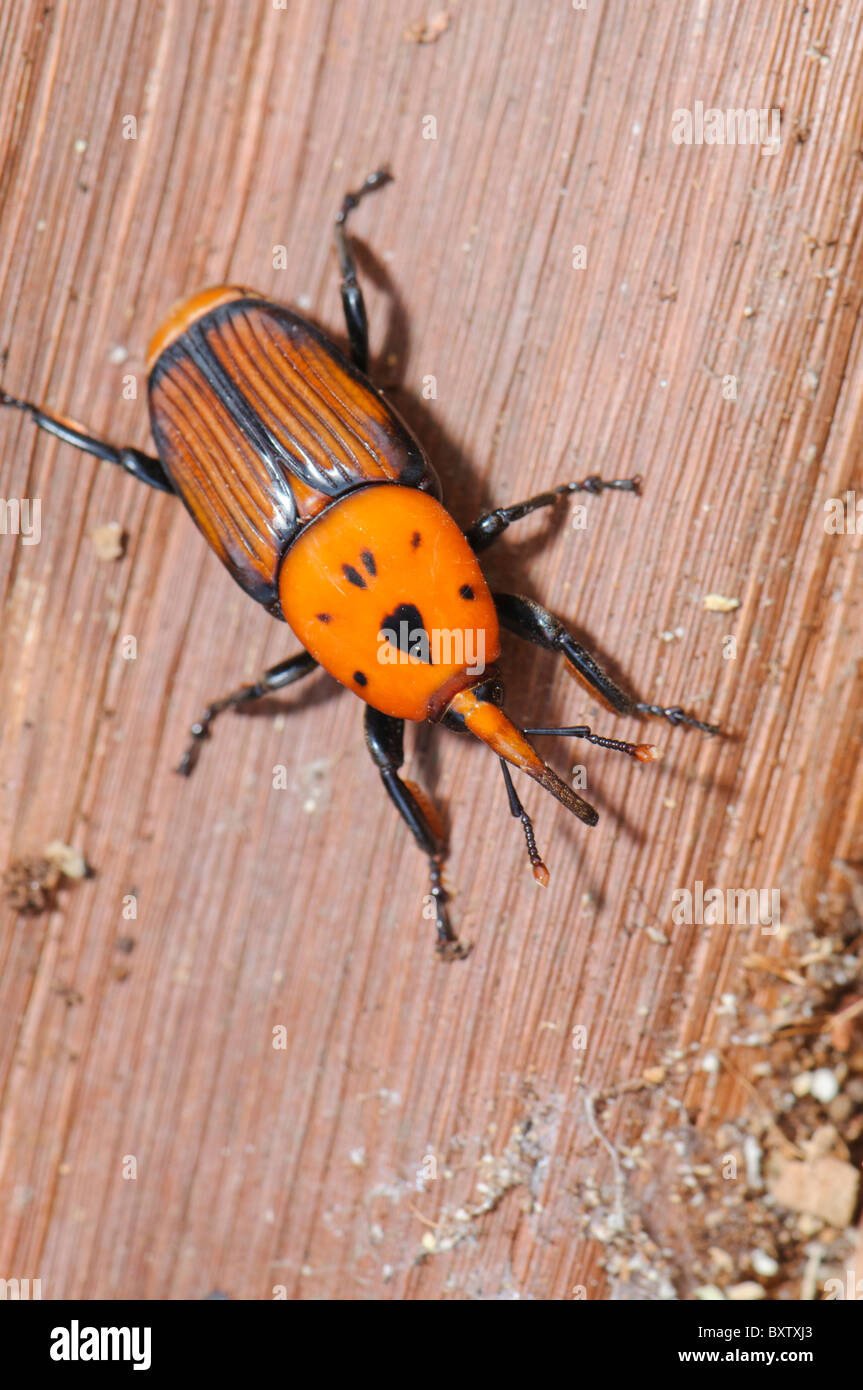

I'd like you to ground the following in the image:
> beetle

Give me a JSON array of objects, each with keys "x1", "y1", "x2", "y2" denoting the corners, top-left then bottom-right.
[{"x1": 1, "y1": 171, "x2": 719, "y2": 957}]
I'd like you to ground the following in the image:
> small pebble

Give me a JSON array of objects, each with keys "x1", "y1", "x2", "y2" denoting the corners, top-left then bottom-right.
[
  {"x1": 750, "y1": 1249, "x2": 779, "y2": 1278},
  {"x1": 644, "y1": 927, "x2": 669, "y2": 945},
  {"x1": 91, "y1": 522, "x2": 126, "y2": 561},
  {"x1": 703, "y1": 593, "x2": 740, "y2": 612},
  {"x1": 43, "y1": 841, "x2": 87, "y2": 879},
  {"x1": 727, "y1": 1281, "x2": 766, "y2": 1301},
  {"x1": 810, "y1": 1068, "x2": 839, "y2": 1104}
]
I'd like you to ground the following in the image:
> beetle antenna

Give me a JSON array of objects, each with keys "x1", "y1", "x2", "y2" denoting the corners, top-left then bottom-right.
[
  {"x1": 523, "y1": 726, "x2": 661, "y2": 763},
  {"x1": 446, "y1": 686, "x2": 599, "y2": 825},
  {"x1": 499, "y1": 758, "x2": 550, "y2": 886}
]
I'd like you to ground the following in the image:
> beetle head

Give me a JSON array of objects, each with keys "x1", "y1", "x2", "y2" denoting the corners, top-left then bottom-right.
[{"x1": 439, "y1": 675, "x2": 598, "y2": 827}]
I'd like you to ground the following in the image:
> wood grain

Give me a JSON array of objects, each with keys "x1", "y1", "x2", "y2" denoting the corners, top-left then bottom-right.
[{"x1": 0, "y1": 0, "x2": 861, "y2": 1300}]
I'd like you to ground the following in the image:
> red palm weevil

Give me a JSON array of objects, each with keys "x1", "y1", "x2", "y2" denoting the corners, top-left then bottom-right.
[{"x1": 1, "y1": 172, "x2": 719, "y2": 957}]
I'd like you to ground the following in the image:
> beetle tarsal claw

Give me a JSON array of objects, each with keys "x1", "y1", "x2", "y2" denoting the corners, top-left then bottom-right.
[
  {"x1": 436, "y1": 937, "x2": 472, "y2": 963},
  {"x1": 430, "y1": 867, "x2": 469, "y2": 960}
]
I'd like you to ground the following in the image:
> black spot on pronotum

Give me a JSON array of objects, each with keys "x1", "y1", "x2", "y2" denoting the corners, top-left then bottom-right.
[
  {"x1": 459, "y1": 584, "x2": 475, "y2": 600},
  {"x1": 353, "y1": 670, "x2": 368, "y2": 687},
  {"x1": 342, "y1": 563, "x2": 366, "y2": 589},
  {"x1": 410, "y1": 531, "x2": 422, "y2": 549},
  {"x1": 380, "y1": 602, "x2": 432, "y2": 663},
  {"x1": 361, "y1": 549, "x2": 377, "y2": 576},
  {"x1": 316, "y1": 612, "x2": 332, "y2": 623}
]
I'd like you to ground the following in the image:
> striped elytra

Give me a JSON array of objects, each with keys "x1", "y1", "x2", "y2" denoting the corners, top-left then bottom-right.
[{"x1": 146, "y1": 287, "x2": 439, "y2": 614}]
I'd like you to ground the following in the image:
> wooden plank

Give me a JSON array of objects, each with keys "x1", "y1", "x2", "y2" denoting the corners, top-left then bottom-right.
[{"x1": 0, "y1": 0, "x2": 861, "y2": 1300}]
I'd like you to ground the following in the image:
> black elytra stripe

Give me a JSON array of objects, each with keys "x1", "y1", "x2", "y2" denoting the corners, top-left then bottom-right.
[
  {"x1": 163, "y1": 358, "x2": 274, "y2": 539},
  {"x1": 151, "y1": 359, "x2": 284, "y2": 599},
  {"x1": 154, "y1": 363, "x2": 257, "y2": 527},
  {"x1": 342, "y1": 563, "x2": 366, "y2": 588},
  {"x1": 361, "y1": 549, "x2": 376, "y2": 576},
  {"x1": 210, "y1": 312, "x2": 351, "y2": 498},
  {"x1": 460, "y1": 584, "x2": 475, "y2": 600},
  {"x1": 260, "y1": 304, "x2": 442, "y2": 499},
  {"x1": 227, "y1": 310, "x2": 363, "y2": 492},
  {"x1": 176, "y1": 306, "x2": 347, "y2": 516},
  {"x1": 217, "y1": 312, "x2": 343, "y2": 491},
  {"x1": 174, "y1": 317, "x2": 302, "y2": 524},
  {"x1": 253, "y1": 313, "x2": 377, "y2": 484}
]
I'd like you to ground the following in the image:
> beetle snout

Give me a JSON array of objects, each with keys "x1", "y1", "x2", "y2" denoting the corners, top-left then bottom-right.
[{"x1": 440, "y1": 683, "x2": 599, "y2": 827}]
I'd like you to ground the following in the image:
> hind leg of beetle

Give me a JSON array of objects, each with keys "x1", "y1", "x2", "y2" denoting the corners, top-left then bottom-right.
[
  {"x1": 178, "y1": 651, "x2": 319, "y2": 776},
  {"x1": 0, "y1": 391, "x2": 174, "y2": 491},
  {"x1": 364, "y1": 706, "x2": 467, "y2": 960},
  {"x1": 494, "y1": 592, "x2": 720, "y2": 734},
  {"x1": 334, "y1": 170, "x2": 392, "y2": 373},
  {"x1": 466, "y1": 474, "x2": 641, "y2": 552}
]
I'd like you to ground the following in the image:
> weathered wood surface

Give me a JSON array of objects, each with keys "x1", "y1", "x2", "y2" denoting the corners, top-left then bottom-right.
[{"x1": 0, "y1": 0, "x2": 861, "y2": 1300}]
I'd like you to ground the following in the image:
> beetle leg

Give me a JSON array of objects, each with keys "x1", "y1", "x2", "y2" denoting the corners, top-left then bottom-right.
[
  {"x1": 364, "y1": 706, "x2": 468, "y2": 961},
  {"x1": 0, "y1": 390, "x2": 174, "y2": 492},
  {"x1": 334, "y1": 170, "x2": 392, "y2": 374},
  {"x1": 466, "y1": 474, "x2": 641, "y2": 552},
  {"x1": 494, "y1": 592, "x2": 721, "y2": 734},
  {"x1": 177, "y1": 651, "x2": 319, "y2": 775}
]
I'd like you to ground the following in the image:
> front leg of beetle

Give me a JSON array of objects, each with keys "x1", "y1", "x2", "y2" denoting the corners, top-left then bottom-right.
[
  {"x1": 333, "y1": 170, "x2": 392, "y2": 374},
  {"x1": 364, "y1": 706, "x2": 468, "y2": 960},
  {"x1": 466, "y1": 474, "x2": 640, "y2": 553},
  {"x1": 494, "y1": 592, "x2": 720, "y2": 734},
  {"x1": 0, "y1": 391, "x2": 174, "y2": 491}
]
